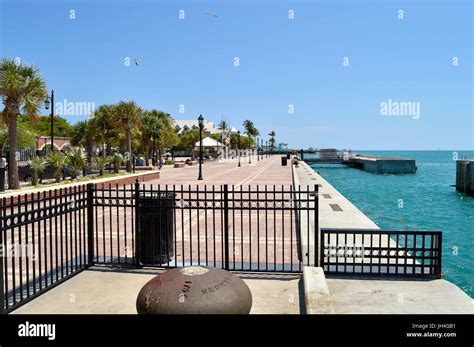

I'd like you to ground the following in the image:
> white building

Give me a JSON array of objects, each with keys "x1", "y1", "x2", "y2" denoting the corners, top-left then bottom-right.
[{"x1": 174, "y1": 119, "x2": 220, "y2": 134}]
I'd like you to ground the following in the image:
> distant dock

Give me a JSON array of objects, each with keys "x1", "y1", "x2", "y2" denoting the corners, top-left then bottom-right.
[
  {"x1": 301, "y1": 149, "x2": 417, "y2": 174},
  {"x1": 456, "y1": 159, "x2": 474, "y2": 195}
]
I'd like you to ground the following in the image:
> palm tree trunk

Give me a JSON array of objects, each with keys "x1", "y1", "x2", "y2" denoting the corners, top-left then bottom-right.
[
  {"x1": 7, "y1": 112, "x2": 20, "y2": 189},
  {"x1": 126, "y1": 127, "x2": 132, "y2": 172}
]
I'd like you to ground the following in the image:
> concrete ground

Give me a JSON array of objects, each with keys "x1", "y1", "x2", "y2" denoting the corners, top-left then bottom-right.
[
  {"x1": 148, "y1": 154, "x2": 292, "y2": 187},
  {"x1": 12, "y1": 266, "x2": 302, "y2": 314},
  {"x1": 326, "y1": 277, "x2": 473, "y2": 314}
]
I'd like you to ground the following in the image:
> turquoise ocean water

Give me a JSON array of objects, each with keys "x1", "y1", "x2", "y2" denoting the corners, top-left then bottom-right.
[{"x1": 307, "y1": 150, "x2": 474, "y2": 297}]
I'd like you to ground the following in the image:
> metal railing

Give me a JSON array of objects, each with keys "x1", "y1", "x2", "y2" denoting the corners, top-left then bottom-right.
[
  {"x1": 1, "y1": 182, "x2": 317, "y2": 313},
  {"x1": 92, "y1": 183, "x2": 317, "y2": 272},
  {"x1": 1, "y1": 182, "x2": 444, "y2": 313},
  {"x1": 320, "y1": 228, "x2": 442, "y2": 278},
  {"x1": 0, "y1": 185, "x2": 91, "y2": 313}
]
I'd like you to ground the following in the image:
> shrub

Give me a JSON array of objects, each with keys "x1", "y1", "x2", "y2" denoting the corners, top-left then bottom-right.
[
  {"x1": 47, "y1": 151, "x2": 67, "y2": 183},
  {"x1": 28, "y1": 156, "x2": 47, "y2": 186},
  {"x1": 66, "y1": 148, "x2": 86, "y2": 180},
  {"x1": 112, "y1": 153, "x2": 125, "y2": 173},
  {"x1": 94, "y1": 156, "x2": 111, "y2": 176}
]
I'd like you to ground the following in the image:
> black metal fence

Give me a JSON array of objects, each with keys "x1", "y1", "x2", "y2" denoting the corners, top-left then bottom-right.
[
  {"x1": 92, "y1": 183, "x2": 317, "y2": 272},
  {"x1": 0, "y1": 185, "x2": 91, "y2": 313},
  {"x1": 320, "y1": 228, "x2": 442, "y2": 278},
  {"x1": 1, "y1": 182, "x2": 443, "y2": 313},
  {"x1": 0, "y1": 182, "x2": 317, "y2": 313}
]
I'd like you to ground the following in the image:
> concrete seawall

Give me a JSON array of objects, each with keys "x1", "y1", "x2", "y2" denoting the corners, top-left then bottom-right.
[{"x1": 294, "y1": 159, "x2": 473, "y2": 314}]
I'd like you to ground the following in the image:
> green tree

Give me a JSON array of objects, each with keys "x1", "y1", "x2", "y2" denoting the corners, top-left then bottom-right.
[
  {"x1": 112, "y1": 101, "x2": 142, "y2": 172},
  {"x1": 177, "y1": 128, "x2": 203, "y2": 159},
  {"x1": 0, "y1": 58, "x2": 47, "y2": 188},
  {"x1": 70, "y1": 120, "x2": 96, "y2": 167},
  {"x1": 17, "y1": 114, "x2": 73, "y2": 137},
  {"x1": 91, "y1": 104, "x2": 116, "y2": 156},
  {"x1": 268, "y1": 130, "x2": 276, "y2": 151}
]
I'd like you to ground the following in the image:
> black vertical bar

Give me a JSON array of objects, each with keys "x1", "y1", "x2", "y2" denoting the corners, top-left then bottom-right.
[
  {"x1": 256, "y1": 185, "x2": 260, "y2": 271},
  {"x1": 196, "y1": 185, "x2": 200, "y2": 265},
  {"x1": 134, "y1": 179, "x2": 140, "y2": 267},
  {"x1": 265, "y1": 185, "x2": 268, "y2": 271},
  {"x1": 123, "y1": 185, "x2": 128, "y2": 263},
  {"x1": 59, "y1": 188, "x2": 64, "y2": 279},
  {"x1": 53, "y1": 190, "x2": 59, "y2": 281},
  {"x1": 115, "y1": 184, "x2": 120, "y2": 264},
  {"x1": 223, "y1": 184, "x2": 229, "y2": 270},
  {"x1": 436, "y1": 232, "x2": 442, "y2": 278},
  {"x1": 204, "y1": 185, "x2": 208, "y2": 266},
  {"x1": 181, "y1": 185, "x2": 185, "y2": 267},
  {"x1": 274, "y1": 185, "x2": 277, "y2": 270},
  {"x1": 248, "y1": 185, "x2": 251, "y2": 271},
  {"x1": 87, "y1": 183, "x2": 95, "y2": 266},
  {"x1": 188, "y1": 185, "x2": 192, "y2": 266},
  {"x1": 314, "y1": 185, "x2": 318, "y2": 267},
  {"x1": 0, "y1": 196, "x2": 5, "y2": 313}
]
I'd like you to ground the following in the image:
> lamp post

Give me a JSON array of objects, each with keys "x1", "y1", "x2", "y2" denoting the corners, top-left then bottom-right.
[
  {"x1": 44, "y1": 90, "x2": 54, "y2": 152},
  {"x1": 261, "y1": 138, "x2": 264, "y2": 160},
  {"x1": 237, "y1": 130, "x2": 241, "y2": 167},
  {"x1": 248, "y1": 136, "x2": 251, "y2": 164},
  {"x1": 257, "y1": 137, "x2": 259, "y2": 161},
  {"x1": 198, "y1": 114, "x2": 204, "y2": 180}
]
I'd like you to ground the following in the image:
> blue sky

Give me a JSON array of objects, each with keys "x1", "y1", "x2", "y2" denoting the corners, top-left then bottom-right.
[{"x1": 1, "y1": 0, "x2": 472, "y2": 150}]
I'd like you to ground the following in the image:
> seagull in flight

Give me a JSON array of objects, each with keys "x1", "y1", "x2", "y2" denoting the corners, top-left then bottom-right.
[
  {"x1": 206, "y1": 12, "x2": 218, "y2": 18},
  {"x1": 135, "y1": 57, "x2": 141, "y2": 66}
]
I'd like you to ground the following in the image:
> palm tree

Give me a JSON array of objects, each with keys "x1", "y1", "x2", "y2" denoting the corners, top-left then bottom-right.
[
  {"x1": 28, "y1": 156, "x2": 47, "y2": 186},
  {"x1": 0, "y1": 58, "x2": 47, "y2": 189},
  {"x1": 141, "y1": 110, "x2": 177, "y2": 166},
  {"x1": 112, "y1": 101, "x2": 142, "y2": 172},
  {"x1": 47, "y1": 151, "x2": 67, "y2": 183},
  {"x1": 268, "y1": 130, "x2": 276, "y2": 151},
  {"x1": 112, "y1": 152, "x2": 124, "y2": 173},
  {"x1": 94, "y1": 156, "x2": 110, "y2": 176},
  {"x1": 70, "y1": 120, "x2": 96, "y2": 169},
  {"x1": 91, "y1": 104, "x2": 115, "y2": 156},
  {"x1": 66, "y1": 148, "x2": 86, "y2": 180}
]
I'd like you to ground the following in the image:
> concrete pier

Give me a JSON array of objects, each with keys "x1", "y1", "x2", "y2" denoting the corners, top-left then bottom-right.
[
  {"x1": 456, "y1": 160, "x2": 474, "y2": 195},
  {"x1": 302, "y1": 150, "x2": 417, "y2": 174},
  {"x1": 294, "y1": 160, "x2": 473, "y2": 314}
]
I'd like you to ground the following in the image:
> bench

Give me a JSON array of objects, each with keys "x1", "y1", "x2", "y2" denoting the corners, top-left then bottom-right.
[
  {"x1": 187, "y1": 161, "x2": 198, "y2": 166},
  {"x1": 174, "y1": 163, "x2": 186, "y2": 168}
]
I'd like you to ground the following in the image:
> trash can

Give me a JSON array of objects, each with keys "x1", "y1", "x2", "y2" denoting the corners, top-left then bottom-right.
[
  {"x1": 0, "y1": 158, "x2": 6, "y2": 192},
  {"x1": 281, "y1": 156, "x2": 287, "y2": 166},
  {"x1": 136, "y1": 191, "x2": 176, "y2": 264}
]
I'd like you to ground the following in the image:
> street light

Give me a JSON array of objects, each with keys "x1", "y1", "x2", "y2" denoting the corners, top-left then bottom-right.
[
  {"x1": 198, "y1": 114, "x2": 204, "y2": 180},
  {"x1": 237, "y1": 130, "x2": 241, "y2": 167},
  {"x1": 257, "y1": 137, "x2": 259, "y2": 161},
  {"x1": 44, "y1": 90, "x2": 54, "y2": 152},
  {"x1": 261, "y1": 138, "x2": 264, "y2": 160},
  {"x1": 265, "y1": 140, "x2": 268, "y2": 158}
]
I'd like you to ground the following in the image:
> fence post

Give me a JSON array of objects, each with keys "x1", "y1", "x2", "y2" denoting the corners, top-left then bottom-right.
[
  {"x1": 0, "y1": 197, "x2": 5, "y2": 314},
  {"x1": 87, "y1": 183, "x2": 95, "y2": 266},
  {"x1": 134, "y1": 179, "x2": 141, "y2": 268},
  {"x1": 314, "y1": 184, "x2": 319, "y2": 267},
  {"x1": 436, "y1": 233, "x2": 442, "y2": 279},
  {"x1": 223, "y1": 184, "x2": 230, "y2": 270}
]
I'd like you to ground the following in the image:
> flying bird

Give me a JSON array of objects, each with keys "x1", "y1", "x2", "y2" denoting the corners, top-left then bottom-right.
[
  {"x1": 206, "y1": 12, "x2": 218, "y2": 18},
  {"x1": 135, "y1": 57, "x2": 141, "y2": 66}
]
